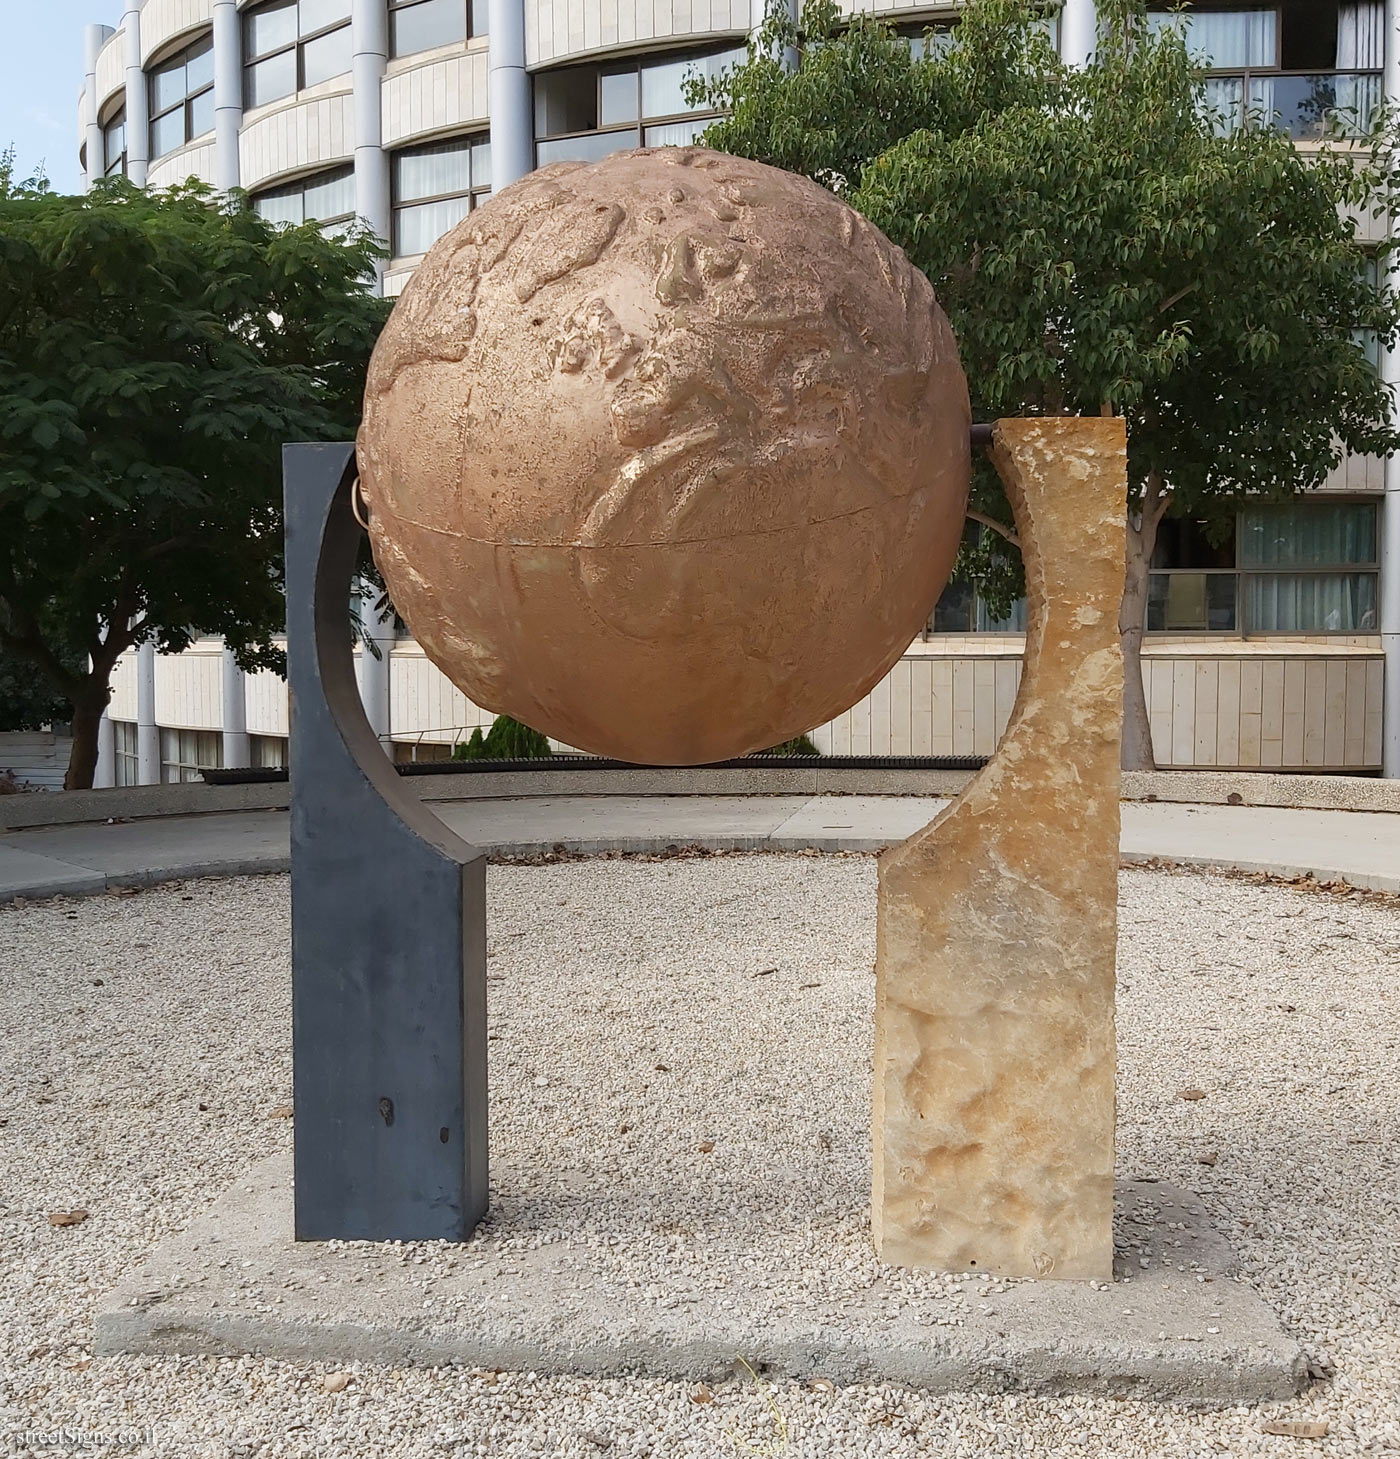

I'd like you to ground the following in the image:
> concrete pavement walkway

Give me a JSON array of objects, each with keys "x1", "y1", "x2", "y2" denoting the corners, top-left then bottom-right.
[{"x1": 0, "y1": 793, "x2": 1397, "y2": 904}]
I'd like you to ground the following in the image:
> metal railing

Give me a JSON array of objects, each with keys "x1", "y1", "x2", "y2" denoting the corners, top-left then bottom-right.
[{"x1": 1205, "y1": 70, "x2": 1382, "y2": 141}]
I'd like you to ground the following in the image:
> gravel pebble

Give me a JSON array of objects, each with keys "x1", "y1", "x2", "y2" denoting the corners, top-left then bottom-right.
[{"x1": 1, "y1": 857, "x2": 1397, "y2": 1457}]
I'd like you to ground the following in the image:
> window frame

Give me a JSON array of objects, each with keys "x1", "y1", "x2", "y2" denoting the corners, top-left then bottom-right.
[
  {"x1": 148, "y1": 32, "x2": 215, "y2": 161},
  {"x1": 159, "y1": 727, "x2": 223, "y2": 784},
  {"x1": 252, "y1": 163, "x2": 357, "y2": 235},
  {"x1": 533, "y1": 43, "x2": 744, "y2": 166},
  {"x1": 387, "y1": 0, "x2": 488, "y2": 60},
  {"x1": 242, "y1": 0, "x2": 353, "y2": 111},
  {"x1": 1142, "y1": 5, "x2": 1382, "y2": 140},
  {"x1": 112, "y1": 720, "x2": 139, "y2": 786},
  {"x1": 895, "y1": 12, "x2": 1060, "y2": 59},
  {"x1": 103, "y1": 106, "x2": 128, "y2": 177},
  {"x1": 1144, "y1": 497, "x2": 1381, "y2": 637},
  {"x1": 390, "y1": 133, "x2": 491, "y2": 257}
]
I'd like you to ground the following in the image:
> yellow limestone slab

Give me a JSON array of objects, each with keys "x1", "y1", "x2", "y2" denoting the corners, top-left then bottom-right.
[{"x1": 871, "y1": 417, "x2": 1128, "y2": 1280}]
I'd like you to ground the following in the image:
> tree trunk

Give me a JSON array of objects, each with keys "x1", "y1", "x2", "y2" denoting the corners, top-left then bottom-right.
[
  {"x1": 1119, "y1": 474, "x2": 1170, "y2": 773},
  {"x1": 64, "y1": 688, "x2": 109, "y2": 790},
  {"x1": 1119, "y1": 536, "x2": 1155, "y2": 772}
]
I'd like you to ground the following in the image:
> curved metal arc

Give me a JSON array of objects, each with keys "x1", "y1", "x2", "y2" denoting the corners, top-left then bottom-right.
[{"x1": 310, "y1": 450, "x2": 485, "y2": 867}]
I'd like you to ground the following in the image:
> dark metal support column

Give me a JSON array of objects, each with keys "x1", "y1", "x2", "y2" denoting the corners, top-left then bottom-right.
[{"x1": 284, "y1": 442, "x2": 488, "y2": 1241}]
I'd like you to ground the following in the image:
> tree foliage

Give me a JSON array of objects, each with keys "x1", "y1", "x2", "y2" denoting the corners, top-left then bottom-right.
[
  {"x1": 0, "y1": 167, "x2": 390, "y2": 786},
  {"x1": 700, "y1": 0, "x2": 1400, "y2": 765},
  {"x1": 0, "y1": 646, "x2": 76, "y2": 732},
  {"x1": 452, "y1": 715, "x2": 555, "y2": 760}
]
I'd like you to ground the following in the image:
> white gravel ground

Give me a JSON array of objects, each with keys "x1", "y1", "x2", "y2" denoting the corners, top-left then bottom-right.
[{"x1": 0, "y1": 855, "x2": 1397, "y2": 1457}]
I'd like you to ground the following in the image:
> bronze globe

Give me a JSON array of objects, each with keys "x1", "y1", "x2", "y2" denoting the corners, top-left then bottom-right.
[{"x1": 358, "y1": 147, "x2": 970, "y2": 764}]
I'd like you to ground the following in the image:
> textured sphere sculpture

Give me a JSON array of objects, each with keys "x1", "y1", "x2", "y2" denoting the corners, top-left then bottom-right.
[{"x1": 359, "y1": 147, "x2": 970, "y2": 764}]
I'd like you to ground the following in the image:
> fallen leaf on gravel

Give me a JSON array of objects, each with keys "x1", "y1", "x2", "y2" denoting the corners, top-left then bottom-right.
[
  {"x1": 268, "y1": 1104, "x2": 293, "y2": 1119},
  {"x1": 807, "y1": 1378, "x2": 835, "y2": 1393},
  {"x1": 47, "y1": 1210, "x2": 89, "y2": 1227},
  {"x1": 1260, "y1": 1419, "x2": 1329, "y2": 1438},
  {"x1": 654, "y1": 1064, "x2": 669, "y2": 1073},
  {"x1": 321, "y1": 1372, "x2": 352, "y2": 1394},
  {"x1": 689, "y1": 1384, "x2": 714, "y2": 1404},
  {"x1": 1177, "y1": 1088, "x2": 1207, "y2": 1101},
  {"x1": 1197, "y1": 1151, "x2": 1219, "y2": 1166},
  {"x1": 697, "y1": 1140, "x2": 715, "y2": 1153},
  {"x1": 752, "y1": 968, "x2": 776, "y2": 978},
  {"x1": 1279, "y1": 1004, "x2": 1297, "y2": 1013}
]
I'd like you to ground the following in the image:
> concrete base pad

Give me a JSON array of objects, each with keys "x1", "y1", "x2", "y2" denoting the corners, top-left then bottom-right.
[{"x1": 97, "y1": 1154, "x2": 1303, "y2": 1404}]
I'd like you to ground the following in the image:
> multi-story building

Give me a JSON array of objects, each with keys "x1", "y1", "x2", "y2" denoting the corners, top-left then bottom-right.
[{"x1": 73, "y1": 0, "x2": 1400, "y2": 780}]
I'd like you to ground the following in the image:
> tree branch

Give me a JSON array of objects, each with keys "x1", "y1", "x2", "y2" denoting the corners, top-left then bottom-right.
[
  {"x1": 1157, "y1": 282, "x2": 1198, "y2": 316},
  {"x1": 966, "y1": 508, "x2": 1022, "y2": 550},
  {"x1": 1143, "y1": 470, "x2": 1173, "y2": 529}
]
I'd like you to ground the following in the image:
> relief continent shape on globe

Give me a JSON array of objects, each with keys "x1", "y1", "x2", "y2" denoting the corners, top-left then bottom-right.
[{"x1": 358, "y1": 146, "x2": 970, "y2": 764}]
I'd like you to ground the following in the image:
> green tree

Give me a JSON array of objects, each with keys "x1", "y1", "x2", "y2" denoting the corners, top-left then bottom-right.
[
  {"x1": 0, "y1": 163, "x2": 388, "y2": 788},
  {"x1": 0, "y1": 645, "x2": 75, "y2": 732},
  {"x1": 701, "y1": 0, "x2": 1400, "y2": 767},
  {"x1": 452, "y1": 715, "x2": 554, "y2": 760}
]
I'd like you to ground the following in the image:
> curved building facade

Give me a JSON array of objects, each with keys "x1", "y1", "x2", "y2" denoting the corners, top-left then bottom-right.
[
  {"x1": 63, "y1": 0, "x2": 1400, "y2": 784},
  {"x1": 78, "y1": 0, "x2": 825, "y2": 294}
]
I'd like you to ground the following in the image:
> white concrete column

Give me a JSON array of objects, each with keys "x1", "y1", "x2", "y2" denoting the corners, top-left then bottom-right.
[
  {"x1": 747, "y1": 0, "x2": 799, "y2": 70},
  {"x1": 121, "y1": 4, "x2": 149, "y2": 187},
  {"x1": 1060, "y1": 0, "x2": 1097, "y2": 66},
  {"x1": 352, "y1": 0, "x2": 391, "y2": 289},
  {"x1": 94, "y1": 709, "x2": 116, "y2": 789},
  {"x1": 1383, "y1": 0, "x2": 1400, "y2": 776},
  {"x1": 355, "y1": 586, "x2": 394, "y2": 750},
  {"x1": 212, "y1": 0, "x2": 242, "y2": 192},
  {"x1": 221, "y1": 647, "x2": 251, "y2": 768},
  {"x1": 488, "y1": 0, "x2": 533, "y2": 191},
  {"x1": 136, "y1": 640, "x2": 159, "y2": 784},
  {"x1": 83, "y1": 25, "x2": 112, "y2": 191}
]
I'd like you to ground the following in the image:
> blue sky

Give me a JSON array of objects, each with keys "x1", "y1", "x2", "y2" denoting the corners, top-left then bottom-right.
[{"x1": 2, "y1": 0, "x2": 125, "y2": 194}]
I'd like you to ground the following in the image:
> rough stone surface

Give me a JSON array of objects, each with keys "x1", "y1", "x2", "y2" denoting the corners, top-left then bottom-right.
[
  {"x1": 873, "y1": 418, "x2": 1128, "y2": 1279},
  {"x1": 358, "y1": 147, "x2": 970, "y2": 765},
  {"x1": 96, "y1": 1154, "x2": 1301, "y2": 1403}
]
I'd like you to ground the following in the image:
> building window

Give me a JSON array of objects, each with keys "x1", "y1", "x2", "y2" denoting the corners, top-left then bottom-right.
[
  {"x1": 928, "y1": 525, "x2": 1028, "y2": 634},
  {"x1": 251, "y1": 734, "x2": 288, "y2": 769},
  {"x1": 1148, "y1": 500, "x2": 1379, "y2": 634},
  {"x1": 900, "y1": 13, "x2": 1059, "y2": 59},
  {"x1": 1145, "y1": 3, "x2": 1382, "y2": 139},
  {"x1": 148, "y1": 33, "x2": 215, "y2": 160},
  {"x1": 392, "y1": 134, "x2": 490, "y2": 256},
  {"x1": 160, "y1": 728, "x2": 223, "y2": 784},
  {"x1": 103, "y1": 108, "x2": 127, "y2": 177},
  {"x1": 253, "y1": 165, "x2": 356, "y2": 236},
  {"x1": 243, "y1": 0, "x2": 352, "y2": 110},
  {"x1": 112, "y1": 720, "x2": 138, "y2": 785},
  {"x1": 389, "y1": 0, "x2": 488, "y2": 59},
  {"x1": 534, "y1": 45, "x2": 744, "y2": 166}
]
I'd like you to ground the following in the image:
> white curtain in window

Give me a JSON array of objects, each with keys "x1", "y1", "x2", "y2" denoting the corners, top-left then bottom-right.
[
  {"x1": 1244, "y1": 573, "x2": 1378, "y2": 630},
  {"x1": 1148, "y1": 9, "x2": 1276, "y2": 68},
  {"x1": 1337, "y1": 2, "x2": 1384, "y2": 67},
  {"x1": 1240, "y1": 501, "x2": 1378, "y2": 630},
  {"x1": 396, "y1": 140, "x2": 473, "y2": 204},
  {"x1": 1239, "y1": 502, "x2": 1376, "y2": 566}
]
